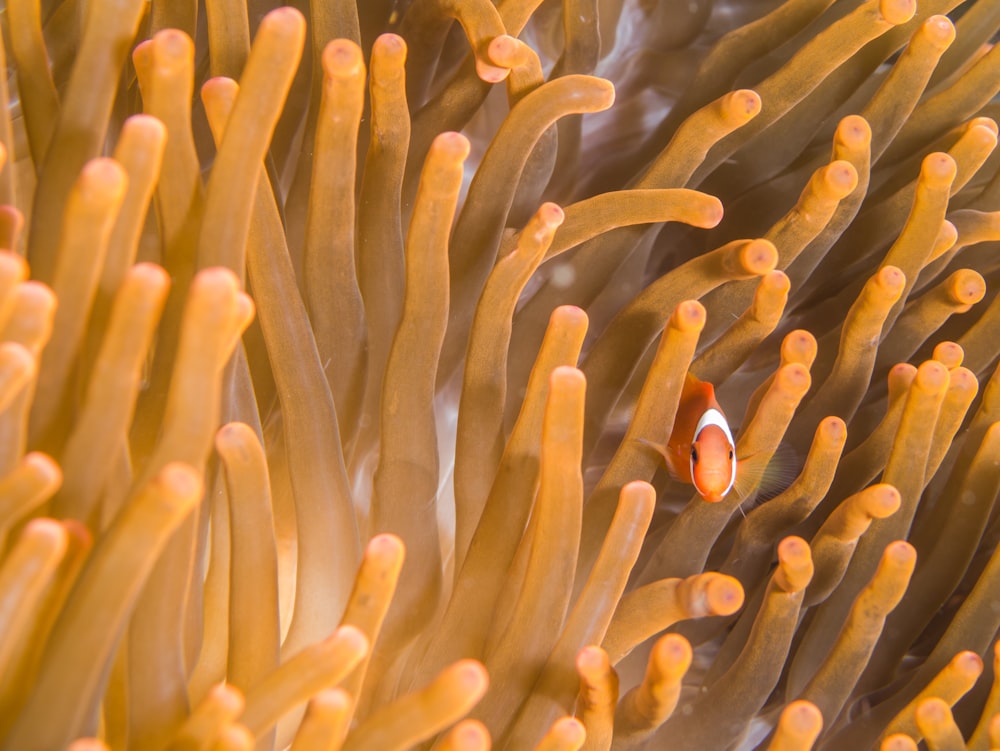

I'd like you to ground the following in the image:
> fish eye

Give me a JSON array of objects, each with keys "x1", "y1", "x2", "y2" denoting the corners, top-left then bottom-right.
[
  {"x1": 728, "y1": 449, "x2": 734, "y2": 461},
  {"x1": 691, "y1": 447, "x2": 698, "y2": 462}
]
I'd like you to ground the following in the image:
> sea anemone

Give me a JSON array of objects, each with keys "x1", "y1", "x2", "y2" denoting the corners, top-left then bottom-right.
[{"x1": 1, "y1": 0, "x2": 1000, "y2": 749}]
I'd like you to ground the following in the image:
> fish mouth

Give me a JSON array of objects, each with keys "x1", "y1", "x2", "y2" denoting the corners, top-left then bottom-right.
[{"x1": 694, "y1": 472, "x2": 733, "y2": 502}]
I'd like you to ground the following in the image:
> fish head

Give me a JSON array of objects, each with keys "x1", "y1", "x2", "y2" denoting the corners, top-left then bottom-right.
[{"x1": 690, "y1": 409, "x2": 736, "y2": 503}]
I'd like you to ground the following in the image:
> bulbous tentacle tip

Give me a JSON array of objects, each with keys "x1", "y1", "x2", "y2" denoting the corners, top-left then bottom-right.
[
  {"x1": 883, "y1": 540, "x2": 916, "y2": 567},
  {"x1": 475, "y1": 56, "x2": 511, "y2": 84},
  {"x1": 881, "y1": 734, "x2": 918, "y2": 751},
  {"x1": 725, "y1": 89, "x2": 762, "y2": 124},
  {"x1": 705, "y1": 574, "x2": 745, "y2": 615},
  {"x1": 876, "y1": 265, "x2": 906, "y2": 296},
  {"x1": 323, "y1": 39, "x2": 366, "y2": 78},
  {"x1": 836, "y1": 114, "x2": 872, "y2": 148},
  {"x1": 879, "y1": 0, "x2": 916, "y2": 26},
  {"x1": 673, "y1": 300, "x2": 707, "y2": 332},
  {"x1": 373, "y1": 32, "x2": 407, "y2": 60},
  {"x1": 922, "y1": 15, "x2": 956, "y2": 49},
  {"x1": 777, "y1": 700, "x2": 823, "y2": 740},
  {"x1": 740, "y1": 239, "x2": 778, "y2": 275},
  {"x1": 921, "y1": 152, "x2": 958, "y2": 187},
  {"x1": 776, "y1": 536, "x2": 813, "y2": 592},
  {"x1": 824, "y1": 160, "x2": 860, "y2": 198},
  {"x1": 537, "y1": 202, "x2": 566, "y2": 230},
  {"x1": 261, "y1": 6, "x2": 307, "y2": 37},
  {"x1": 431, "y1": 131, "x2": 472, "y2": 162}
]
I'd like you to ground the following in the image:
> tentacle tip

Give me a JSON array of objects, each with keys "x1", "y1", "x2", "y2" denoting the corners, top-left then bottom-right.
[
  {"x1": 879, "y1": 0, "x2": 916, "y2": 25},
  {"x1": 921, "y1": 152, "x2": 958, "y2": 185},
  {"x1": 201, "y1": 75, "x2": 240, "y2": 100},
  {"x1": 763, "y1": 270, "x2": 791, "y2": 293},
  {"x1": 783, "y1": 329, "x2": 818, "y2": 361},
  {"x1": 655, "y1": 633, "x2": 694, "y2": 665},
  {"x1": 158, "y1": 462, "x2": 204, "y2": 502},
  {"x1": 876, "y1": 265, "x2": 906, "y2": 294},
  {"x1": 207, "y1": 682, "x2": 246, "y2": 714},
  {"x1": 152, "y1": 27, "x2": 196, "y2": 64},
  {"x1": 698, "y1": 195, "x2": 725, "y2": 228},
  {"x1": 778, "y1": 362, "x2": 811, "y2": 392},
  {"x1": 622, "y1": 479, "x2": 658, "y2": 504},
  {"x1": 936, "y1": 219, "x2": 958, "y2": 251},
  {"x1": 915, "y1": 696, "x2": 950, "y2": 724},
  {"x1": 782, "y1": 701, "x2": 823, "y2": 734},
  {"x1": 551, "y1": 717, "x2": 586, "y2": 744},
  {"x1": 80, "y1": 158, "x2": 128, "y2": 200},
  {"x1": 475, "y1": 56, "x2": 511, "y2": 83},
  {"x1": 954, "y1": 650, "x2": 984, "y2": 675},
  {"x1": 923, "y1": 15, "x2": 956, "y2": 48},
  {"x1": 673, "y1": 299, "x2": 707, "y2": 332},
  {"x1": 728, "y1": 89, "x2": 762, "y2": 121},
  {"x1": 374, "y1": 32, "x2": 407, "y2": 58},
  {"x1": 432, "y1": 131, "x2": 473, "y2": 162},
  {"x1": 368, "y1": 533, "x2": 406, "y2": 558},
  {"x1": 333, "y1": 624, "x2": 370, "y2": 657},
  {"x1": 971, "y1": 117, "x2": 1000, "y2": 138},
  {"x1": 451, "y1": 659, "x2": 490, "y2": 696},
  {"x1": 551, "y1": 305, "x2": 589, "y2": 330},
  {"x1": 932, "y1": 341, "x2": 964, "y2": 368},
  {"x1": 311, "y1": 687, "x2": 351, "y2": 712},
  {"x1": 263, "y1": 5, "x2": 307, "y2": 31},
  {"x1": 576, "y1": 645, "x2": 609, "y2": 673},
  {"x1": 742, "y1": 239, "x2": 778, "y2": 274},
  {"x1": 215, "y1": 421, "x2": 256, "y2": 450},
  {"x1": 915, "y1": 359, "x2": 950, "y2": 391},
  {"x1": 778, "y1": 535, "x2": 809, "y2": 561},
  {"x1": 881, "y1": 733, "x2": 918, "y2": 751},
  {"x1": 869, "y1": 483, "x2": 902, "y2": 517},
  {"x1": 449, "y1": 720, "x2": 491, "y2": 748},
  {"x1": 819, "y1": 415, "x2": 847, "y2": 443},
  {"x1": 884, "y1": 540, "x2": 916, "y2": 565},
  {"x1": 127, "y1": 261, "x2": 169, "y2": 289},
  {"x1": 826, "y1": 160, "x2": 859, "y2": 197},
  {"x1": 707, "y1": 575, "x2": 745, "y2": 615},
  {"x1": 487, "y1": 34, "x2": 521, "y2": 64},
  {"x1": 550, "y1": 365, "x2": 586, "y2": 391},
  {"x1": 957, "y1": 273, "x2": 986, "y2": 304},
  {"x1": 593, "y1": 77, "x2": 617, "y2": 108},
  {"x1": 323, "y1": 39, "x2": 365, "y2": 77},
  {"x1": 538, "y1": 202, "x2": 566, "y2": 229},
  {"x1": 23, "y1": 517, "x2": 69, "y2": 549},
  {"x1": 837, "y1": 114, "x2": 872, "y2": 146},
  {"x1": 123, "y1": 114, "x2": 168, "y2": 143}
]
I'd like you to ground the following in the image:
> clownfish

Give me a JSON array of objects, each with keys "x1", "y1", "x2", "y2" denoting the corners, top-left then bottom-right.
[{"x1": 641, "y1": 373, "x2": 750, "y2": 503}]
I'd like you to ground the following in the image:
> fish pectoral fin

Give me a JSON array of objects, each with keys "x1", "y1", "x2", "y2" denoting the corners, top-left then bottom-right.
[
  {"x1": 734, "y1": 444, "x2": 799, "y2": 501},
  {"x1": 636, "y1": 436, "x2": 670, "y2": 460},
  {"x1": 636, "y1": 437, "x2": 685, "y2": 479},
  {"x1": 733, "y1": 454, "x2": 766, "y2": 500}
]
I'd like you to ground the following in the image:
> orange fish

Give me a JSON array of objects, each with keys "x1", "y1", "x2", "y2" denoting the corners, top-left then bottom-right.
[{"x1": 641, "y1": 373, "x2": 738, "y2": 503}]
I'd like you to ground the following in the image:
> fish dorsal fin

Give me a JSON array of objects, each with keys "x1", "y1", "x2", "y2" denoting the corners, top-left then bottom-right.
[{"x1": 682, "y1": 372, "x2": 717, "y2": 410}]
